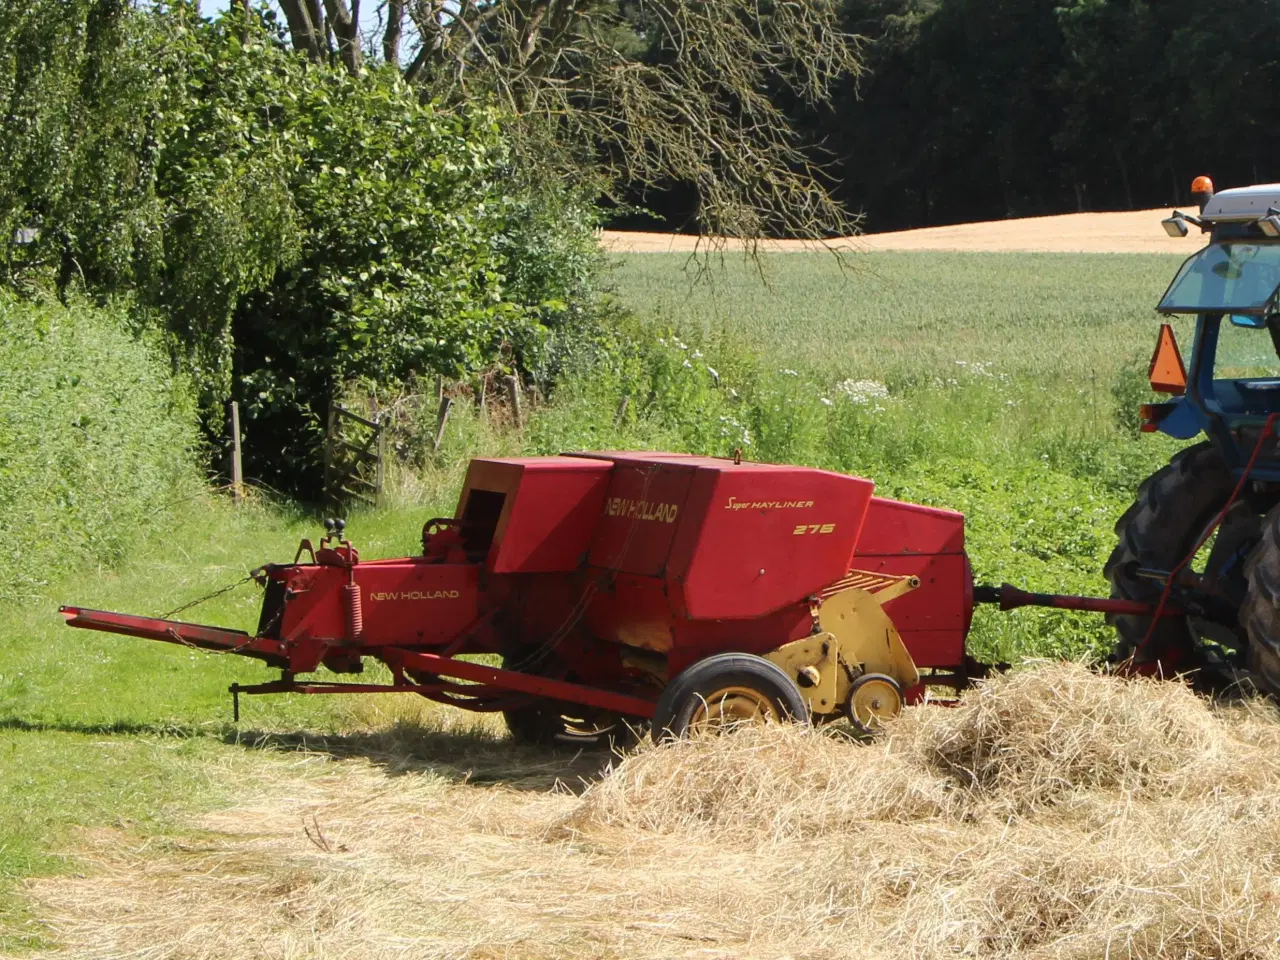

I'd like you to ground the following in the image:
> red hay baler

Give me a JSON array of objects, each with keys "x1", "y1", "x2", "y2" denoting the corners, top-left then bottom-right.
[{"x1": 60, "y1": 452, "x2": 1186, "y2": 740}]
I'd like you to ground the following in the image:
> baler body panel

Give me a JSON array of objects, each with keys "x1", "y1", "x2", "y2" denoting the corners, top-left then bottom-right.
[
  {"x1": 458, "y1": 457, "x2": 612, "y2": 574},
  {"x1": 357, "y1": 563, "x2": 483, "y2": 645},
  {"x1": 587, "y1": 459, "x2": 696, "y2": 576},
  {"x1": 853, "y1": 498, "x2": 968, "y2": 668},
  {"x1": 665, "y1": 460, "x2": 873, "y2": 620}
]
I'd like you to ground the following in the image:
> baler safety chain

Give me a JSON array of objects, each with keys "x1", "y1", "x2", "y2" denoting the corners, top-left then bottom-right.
[{"x1": 160, "y1": 573, "x2": 259, "y2": 621}]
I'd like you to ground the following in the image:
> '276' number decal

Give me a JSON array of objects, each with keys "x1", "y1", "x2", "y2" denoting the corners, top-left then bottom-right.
[{"x1": 793, "y1": 523, "x2": 836, "y2": 535}]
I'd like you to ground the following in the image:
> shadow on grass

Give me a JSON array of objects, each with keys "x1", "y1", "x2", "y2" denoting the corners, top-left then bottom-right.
[
  {"x1": 0, "y1": 716, "x2": 215, "y2": 738},
  {"x1": 230, "y1": 722, "x2": 622, "y2": 793},
  {"x1": 0, "y1": 716, "x2": 620, "y2": 793}
]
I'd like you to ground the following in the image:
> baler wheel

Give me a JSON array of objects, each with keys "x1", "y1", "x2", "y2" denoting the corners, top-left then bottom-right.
[
  {"x1": 847, "y1": 673, "x2": 903, "y2": 733},
  {"x1": 499, "y1": 654, "x2": 641, "y2": 748},
  {"x1": 1105, "y1": 442, "x2": 1262, "y2": 685},
  {"x1": 652, "y1": 652, "x2": 809, "y2": 740}
]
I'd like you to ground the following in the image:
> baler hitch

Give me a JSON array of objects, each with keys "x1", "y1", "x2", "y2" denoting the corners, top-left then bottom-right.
[{"x1": 973, "y1": 584, "x2": 1186, "y2": 618}]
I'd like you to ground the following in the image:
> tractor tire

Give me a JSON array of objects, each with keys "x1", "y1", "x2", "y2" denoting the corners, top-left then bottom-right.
[
  {"x1": 1240, "y1": 505, "x2": 1280, "y2": 698},
  {"x1": 652, "y1": 652, "x2": 810, "y2": 741},
  {"x1": 1105, "y1": 442, "x2": 1238, "y2": 674}
]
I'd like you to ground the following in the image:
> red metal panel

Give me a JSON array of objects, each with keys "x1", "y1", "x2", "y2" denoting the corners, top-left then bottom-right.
[
  {"x1": 587, "y1": 459, "x2": 697, "y2": 576},
  {"x1": 668, "y1": 462, "x2": 875, "y2": 619},
  {"x1": 850, "y1": 500, "x2": 968, "y2": 669},
  {"x1": 356, "y1": 562, "x2": 482, "y2": 645},
  {"x1": 584, "y1": 574, "x2": 675, "y2": 653},
  {"x1": 459, "y1": 457, "x2": 613, "y2": 574},
  {"x1": 856, "y1": 497, "x2": 965, "y2": 554},
  {"x1": 896, "y1": 630, "x2": 966, "y2": 670},
  {"x1": 845, "y1": 554, "x2": 969, "y2": 633}
]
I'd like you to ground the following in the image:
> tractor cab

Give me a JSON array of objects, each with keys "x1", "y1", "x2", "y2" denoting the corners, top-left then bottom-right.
[{"x1": 1144, "y1": 180, "x2": 1280, "y2": 481}]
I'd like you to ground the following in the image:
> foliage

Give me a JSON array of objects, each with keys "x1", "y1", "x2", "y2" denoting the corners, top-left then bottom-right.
[
  {"x1": 0, "y1": 2, "x2": 604, "y2": 491},
  {"x1": 0, "y1": 293, "x2": 200, "y2": 601},
  {"x1": 812, "y1": 0, "x2": 1280, "y2": 231}
]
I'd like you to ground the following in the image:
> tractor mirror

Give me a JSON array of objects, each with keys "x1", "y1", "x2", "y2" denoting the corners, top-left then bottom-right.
[{"x1": 1230, "y1": 313, "x2": 1267, "y2": 329}]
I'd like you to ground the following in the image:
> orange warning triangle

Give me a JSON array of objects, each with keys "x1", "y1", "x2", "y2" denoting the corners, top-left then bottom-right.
[{"x1": 1148, "y1": 323, "x2": 1187, "y2": 395}]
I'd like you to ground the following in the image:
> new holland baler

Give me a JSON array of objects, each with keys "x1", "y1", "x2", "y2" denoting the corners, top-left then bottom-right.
[{"x1": 60, "y1": 451, "x2": 1181, "y2": 740}]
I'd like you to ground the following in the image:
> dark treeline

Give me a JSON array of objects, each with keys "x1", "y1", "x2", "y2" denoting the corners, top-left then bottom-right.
[{"x1": 620, "y1": 0, "x2": 1280, "y2": 234}]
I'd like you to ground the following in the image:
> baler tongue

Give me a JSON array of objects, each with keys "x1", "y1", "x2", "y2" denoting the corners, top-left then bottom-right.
[{"x1": 59, "y1": 606, "x2": 289, "y2": 667}]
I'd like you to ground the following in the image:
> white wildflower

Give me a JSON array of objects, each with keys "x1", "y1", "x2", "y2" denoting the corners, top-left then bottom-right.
[{"x1": 835, "y1": 378, "x2": 890, "y2": 405}]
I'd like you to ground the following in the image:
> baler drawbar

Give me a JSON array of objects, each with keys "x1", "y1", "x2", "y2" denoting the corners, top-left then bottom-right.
[{"x1": 59, "y1": 452, "x2": 1201, "y2": 740}]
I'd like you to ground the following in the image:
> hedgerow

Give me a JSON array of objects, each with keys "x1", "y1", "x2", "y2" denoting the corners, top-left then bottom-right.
[{"x1": 0, "y1": 294, "x2": 199, "y2": 600}]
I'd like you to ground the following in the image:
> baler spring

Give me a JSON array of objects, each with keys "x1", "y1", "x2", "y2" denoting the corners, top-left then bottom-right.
[{"x1": 343, "y1": 582, "x2": 364, "y2": 641}]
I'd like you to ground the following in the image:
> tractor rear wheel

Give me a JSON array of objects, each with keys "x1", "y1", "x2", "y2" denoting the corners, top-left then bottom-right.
[
  {"x1": 652, "y1": 652, "x2": 810, "y2": 740},
  {"x1": 1105, "y1": 442, "x2": 1260, "y2": 684},
  {"x1": 1240, "y1": 505, "x2": 1280, "y2": 697}
]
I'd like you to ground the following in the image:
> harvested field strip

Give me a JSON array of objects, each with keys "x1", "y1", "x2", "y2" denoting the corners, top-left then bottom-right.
[
  {"x1": 21, "y1": 664, "x2": 1280, "y2": 959},
  {"x1": 601, "y1": 208, "x2": 1195, "y2": 254}
]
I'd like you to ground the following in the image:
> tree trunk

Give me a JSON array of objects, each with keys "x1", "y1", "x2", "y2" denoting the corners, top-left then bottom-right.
[
  {"x1": 277, "y1": 0, "x2": 323, "y2": 61},
  {"x1": 323, "y1": 0, "x2": 363, "y2": 74},
  {"x1": 383, "y1": 0, "x2": 403, "y2": 65}
]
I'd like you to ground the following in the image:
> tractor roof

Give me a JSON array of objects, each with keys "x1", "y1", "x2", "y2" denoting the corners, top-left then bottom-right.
[{"x1": 1202, "y1": 184, "x2": 1280, "y2": 222}]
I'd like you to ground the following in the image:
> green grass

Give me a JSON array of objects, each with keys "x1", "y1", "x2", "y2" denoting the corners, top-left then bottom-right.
[
  {"x1": 0, "y1": 493, "x2": 448, "y2": 949},
  {"x1": 0, "y1": 293, "x2": 201, "y2": 603}
]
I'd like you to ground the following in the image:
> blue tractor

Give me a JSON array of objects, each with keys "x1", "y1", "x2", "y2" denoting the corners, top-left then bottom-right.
[{"x1": 1110, "y1": 178, "x2": 1280, "y2": 694}]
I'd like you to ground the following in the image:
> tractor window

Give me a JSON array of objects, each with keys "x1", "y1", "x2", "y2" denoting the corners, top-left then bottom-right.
[
  {"x1": 1159, "y1": 242, "x2": 1280, "y2": 315},
  {"x1": 1214, "y1": 321, "x2": 1280, "y2": 379}
]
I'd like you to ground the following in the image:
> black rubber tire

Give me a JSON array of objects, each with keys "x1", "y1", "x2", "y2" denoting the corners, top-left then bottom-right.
[
  {"x1": 1104, "y1": 442, "x2": 1236, "y2": 669},
  {"x1": 1241, "y1": 505, "x2": 1280, "y2": 698},
  {"x1": 502, "y1": 701, "x2": 571, "y2": 746},
  {"x1": 500, "y1": 653, "x2": 643, "y2": 747},
  {"x1": 652, "y1": 652, "x2": 810, "y2": 741}
]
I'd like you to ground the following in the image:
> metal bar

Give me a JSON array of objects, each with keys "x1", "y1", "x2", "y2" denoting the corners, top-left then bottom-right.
[
  {"x1": 382, "y1": 649, "x2": 657, "y2": 719},
  {"x1": 232, "y1": 679, "x2": 437, "y2": 696},
  {"x1": 60, "y1": 607, "x2": 289, "y2": 665},
  {"x1": 973, "y1": 584, "x2": 1186, "y2": 618}
]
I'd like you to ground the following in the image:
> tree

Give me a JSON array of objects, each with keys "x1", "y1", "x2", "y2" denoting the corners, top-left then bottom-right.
[
  {"x1": 1, "y1": 2, "x2": 605, "y2": 493},
  {"x1": 269, "y1": 0, "x2": 866, "y2": 241}
]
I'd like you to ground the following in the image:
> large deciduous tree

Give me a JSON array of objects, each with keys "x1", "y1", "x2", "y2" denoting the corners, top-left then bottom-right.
[{"x1": 271, "y1": 0, "x2": 865, "y2": 241}]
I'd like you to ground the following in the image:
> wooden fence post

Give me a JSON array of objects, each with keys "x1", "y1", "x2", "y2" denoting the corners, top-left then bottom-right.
[
  {"x1": 230, "y1": 401, "x2": 244, "y2": 504},
  {"x1": 433, "y1": 397, "x2": 454, "y2": 452},
  {"x1": 506, "y1": 375, "x2": 523, "y2": 429}
]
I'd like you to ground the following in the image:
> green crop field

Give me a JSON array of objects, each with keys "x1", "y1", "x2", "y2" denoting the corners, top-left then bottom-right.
[
  {"x1": 611, "y1": 251, "x2": 1190, "y2": 381},
  {"x1": 0, "y1": 249, "x2": 1220, "y2": 951}
]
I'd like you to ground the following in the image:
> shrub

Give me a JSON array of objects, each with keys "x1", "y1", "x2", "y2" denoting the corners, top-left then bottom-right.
[{"x1": 0, "y1": 294, "x2": 199, "y2": 600}]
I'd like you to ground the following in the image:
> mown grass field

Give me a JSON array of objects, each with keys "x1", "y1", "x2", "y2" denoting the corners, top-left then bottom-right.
[{"x1": 1, "y1": 248, "x2": 1221, "y2": 954}]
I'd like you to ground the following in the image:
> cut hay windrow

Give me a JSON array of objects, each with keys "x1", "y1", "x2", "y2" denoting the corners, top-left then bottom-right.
[{"x1": 25, "y1": 663, "x2": 1280, "y2": 959}]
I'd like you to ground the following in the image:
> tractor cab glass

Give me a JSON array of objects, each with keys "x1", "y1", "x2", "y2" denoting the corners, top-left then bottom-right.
[{"x1": 1158, "y1": 243, "x2": 1280, "y2": 317}]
